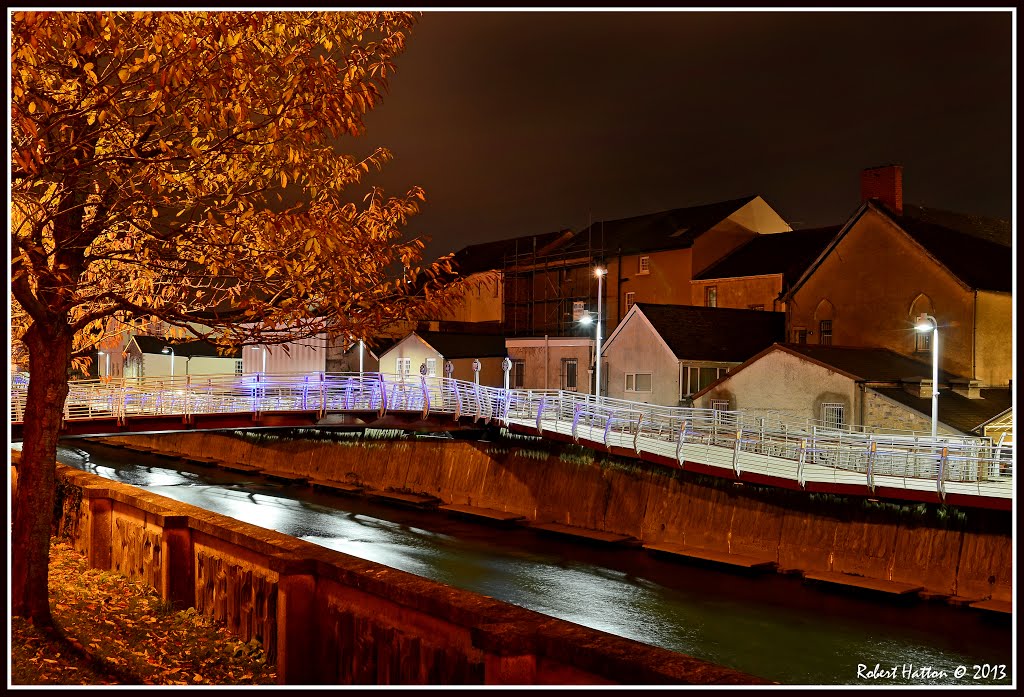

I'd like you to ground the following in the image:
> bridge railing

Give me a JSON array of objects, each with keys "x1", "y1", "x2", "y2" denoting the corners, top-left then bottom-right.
[{"x1": 10, "y1": 372, "x2": 1012, "y2": 499}]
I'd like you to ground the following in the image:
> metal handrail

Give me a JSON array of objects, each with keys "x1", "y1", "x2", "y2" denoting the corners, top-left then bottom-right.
[{"x1": 10, "y1": 371, "x2": 1012, "y2": 500}]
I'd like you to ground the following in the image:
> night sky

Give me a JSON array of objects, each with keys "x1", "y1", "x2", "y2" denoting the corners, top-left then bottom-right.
[{"x1": 350, "y1": 10, "x2": 1013, "y2": 260}]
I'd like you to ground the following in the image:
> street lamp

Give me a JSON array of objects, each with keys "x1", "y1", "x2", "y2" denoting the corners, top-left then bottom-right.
[
  {"x1": 97, "y1": 350, "x2": 110, "y2": 378},
  {"x1": 914, "y1": 314, "x2": 939, "y2": 439},
  {"x1": 161, "y1": 346, "x2": 175, "y2": 377},
  {"x1": 594, "y1": 267, "x2": 606, "y2": 399}
]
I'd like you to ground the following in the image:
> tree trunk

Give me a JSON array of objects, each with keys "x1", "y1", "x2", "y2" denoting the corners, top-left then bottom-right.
[{"x1": 11, "y1": 323, "x2": 74, "y2": 625}]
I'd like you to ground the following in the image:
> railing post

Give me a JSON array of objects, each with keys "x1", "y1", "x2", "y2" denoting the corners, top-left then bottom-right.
[
  {"x1": 420, "y1": 376, "x2": 431, "y2": 420},
  {"x1": 473, "y1": 382, "x2": 483, "y2": 422},
  {"x1": 937, "y1": 446, "x2": 949, "y2": 500},
  {"x1": 797, "y1": 438, "x2": 807, "y2": 488},
  {"x1": 453, "y1": 379, "x2": 463, "y2": 421},
  {"x1": 732, "y1": 429, "x2": 743, "y2": 476},
  {"x1": 502, "y1": 389, "x2": 512, "y2": 426},
  {"x1": 866, "y1": 439, "x2": 877, "y2": 492},
  {"x1": 377, "y1": 373, "x2": 388, "y2": 417},
  {"x1": 183, "y1": 375, "x2": 192, "y2": 423},
  {"x1": 634, "y1": 413, "x2": 644, "y2": 453},
  {"x1": 603, "y1": 415, "x2": 613, "y2": 450},
  {"x1": 318, "y1": 372, "x2": 326, "y2": 418},
  {"x1": 675, "y1": 419, "x2": 687, "y2": 468},
  {"x1": 535, "y1": 396, "x2": 546, "y2": 434},
  {"x1": 571, "y1": 403, "x2": 582, "y2": 442}
]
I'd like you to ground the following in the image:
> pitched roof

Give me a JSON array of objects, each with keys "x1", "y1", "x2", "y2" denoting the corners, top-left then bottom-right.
[
  {"x1": 773, "y1": 344, "x2": 961, "y2": 383},
  {"x1": 871, "y1": 387, "x2": 1012, "y2": 435},
  {"x1": 632, "y1": 303, "x2": 786, "y2": 362},
  {"x1": 414, "y1": 331, "x2": 508, "y2": 359},
  {"x1": 561, "y1": 196, "x2": 760, "y2": 257},
  {"x1": 131, "y1": 335, "x2": 242, "y2": 359},
  {"x1": 693, "y1": 226, "x2": 842, "y2": 285},
  {"x1": 901, "y1": 204, "x2": 1012, "y2": 247},
  {"x1": 451, "y1": 230, "x2": 573, "y2": 274},
  {"x1": 890, "y1": 212, "x2": 1012, "y2": 293}
]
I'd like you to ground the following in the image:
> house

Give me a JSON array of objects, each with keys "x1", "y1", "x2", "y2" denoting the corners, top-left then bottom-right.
[
  {"x1": 558, "y1": 196, "x2": 792, "y2": 331},
  {"x1": 378, "y1": 331, "x2": 508, "y2": 386},
  {"x1": 243, "y1": 334, "x2": 328, "y2": 375},
  {"x1": 690, "y1": 225, "x2": 841, "y2": 312},
  {"x1": 782, "y1": 165, "x2": 1012, "y2": 386},
  {"x1": 505, "y1": 336, "x2": 595, "y2": 392},
  {"x1": 123, "y1": 335, "x2": 242, "y2": 378},
  {"x1": 600, "y1": 303, "x2": 786, "y2": 406},
  {"x1": 691, "y1": 343, "x2": 1012, "y2": 438}
]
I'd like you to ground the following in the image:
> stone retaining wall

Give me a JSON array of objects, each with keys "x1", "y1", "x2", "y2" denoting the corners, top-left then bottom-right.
[
  {"x1": 96, "y1": 430, "x2": 1012, "y2": 604},
  {"x1": 39, "y1": 451, "x2": 765, "y2": 686}
]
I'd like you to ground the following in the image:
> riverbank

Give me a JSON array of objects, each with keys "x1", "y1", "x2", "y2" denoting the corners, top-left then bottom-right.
[{"x1": 11, "y1": 540, "x2": 276, "y2": 686}]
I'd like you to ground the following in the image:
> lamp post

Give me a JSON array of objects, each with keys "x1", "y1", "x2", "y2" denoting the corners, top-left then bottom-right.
[
  {"x1": 97, "y1": 350, "x2": 110, "y2": 378},
  {"x1": 161, "y1": 346, "x2": 175, "y2": 377},
  {"x1": 594, "y1": 267, "x2": 606, "y2": 400},
  {"x1": 914, "y1": 314, "x2": 939, "y2": 439}
]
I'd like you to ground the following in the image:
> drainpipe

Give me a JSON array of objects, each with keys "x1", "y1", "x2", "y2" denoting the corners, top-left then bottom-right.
[
  {"x1": 616, "y1": 246, "x2": 623, "y2": 323},
  {"x1": 972, "y1": 290, "x2": 977, "y2": 380},
  {"x1": 544, "y1": 334, "x2": 549, "y2": 390}
]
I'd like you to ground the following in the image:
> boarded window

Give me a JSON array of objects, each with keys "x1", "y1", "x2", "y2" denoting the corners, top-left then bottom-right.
[
  {"x1": 819, "y1": 320, "x2": 833, "y2": 346},
  {"x1": 705, "y1": 286, "x2": 717, "y2": 308}
]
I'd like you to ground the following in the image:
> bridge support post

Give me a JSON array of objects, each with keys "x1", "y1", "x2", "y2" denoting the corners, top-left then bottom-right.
[
  {"x1": 271, "y1": 554, "x2": 320, "y2": 685},
  {"x1": 159, "y1": 514, "x2": 194, "y2": 610}
]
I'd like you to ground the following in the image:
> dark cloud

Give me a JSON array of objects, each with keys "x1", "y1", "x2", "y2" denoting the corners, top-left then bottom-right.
[{"x1": 348, "y1": 10, "x2": 1012, "y2": 259}]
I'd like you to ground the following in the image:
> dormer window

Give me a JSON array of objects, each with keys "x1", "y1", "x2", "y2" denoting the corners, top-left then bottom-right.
[{"x1": 638, "y1": 256, "x2": 650, "y2": 274}]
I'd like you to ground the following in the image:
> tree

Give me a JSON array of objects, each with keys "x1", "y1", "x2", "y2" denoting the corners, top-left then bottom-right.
[{"x1": 11, "y1": 10, "x2": 459, "y2": 624}]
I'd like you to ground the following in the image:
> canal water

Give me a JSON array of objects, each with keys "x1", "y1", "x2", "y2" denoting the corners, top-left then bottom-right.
[{"x1": 52, "y1": 441, "x2": 1012, "y2": 686}]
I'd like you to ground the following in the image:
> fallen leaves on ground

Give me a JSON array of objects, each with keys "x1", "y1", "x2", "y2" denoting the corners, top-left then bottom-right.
[{"x1": 11, "y1": 540, "x2": 277, "y2": 686}]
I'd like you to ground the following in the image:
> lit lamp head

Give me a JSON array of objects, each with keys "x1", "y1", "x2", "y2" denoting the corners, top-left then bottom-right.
[
  {"x1": 914, "y1": 314, "x2": 935, "y2": 332},
  {"x1": 594, "y1": 267, "x2": 607, "y2": 278},
  {"x1": 161, "y1": 346, "x2": 173, "y2": 355},
  {"x1": 579, "y1": 313, "x2": 593, "y2": 326}
]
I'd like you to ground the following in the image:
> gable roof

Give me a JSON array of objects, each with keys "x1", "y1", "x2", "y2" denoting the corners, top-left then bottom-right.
[
  {"x1": 403, "y1": 331, "x2": 508, "y2": 360},
  {"x1": 785, "y1": 201, "x2": 1012, "y2": 300},
  {"x1": 629, "y1": 303, "x2": 786, "y2": 362},
  {"x1": 560, "y1": 196, "x2": 760, "y2": 257},
  {"x1": 130, "y1": 335, "x2": 242, "y2": 359},
  {"x1": 772, "y1": 343, "x2": 961, "y2": 383},
  {"x1": 693, "y1": 225, "x2": 842, "y2": 285},
  {"x1": 901, "y1": 203, "x2": 1012, "y2": 247},
  {"x1": 451, "y1": 229, "x2": 573, "y2": 275},
  {"x1": 690, "y1": 342, "x2": 965, "y2": 401},
  {"x1": 871, "y1": 387, "x2": 1012, "y2": 436}
]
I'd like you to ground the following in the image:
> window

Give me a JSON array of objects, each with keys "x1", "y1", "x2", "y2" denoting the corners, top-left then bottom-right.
[
  {"x1": 396, "y1": 357, "x2": 411, "y2": 379},
  {"x1": 821, "y1": 403, "x2": 845, "y2": 430},
  {"x1": 625, "y1": 373, "x2": 653, "y2": 393},
  {"x1": 572, "y1": 300, "x2": 586, "y2": 321},
  {"x1": 682, "y1": 365, "x2": 729, "y2": 396},
  {"x1": 791, "y1": 328, "x2": 808, "y2": 344},
  {"x1": 512, "y1": 359, "x2": 525, "y2": 388},
  {"x1": 638, "y1": 256, "x2": 650, "y2": 274},
  {"x1": 747, "y1": 304, "x2": 764, "y2": 311},
  {"x1": 711, "y1": 399, "x2": 730, "y2": 411},
  {"x1": 234, "y1": 360, "x2": 243, "y2": 376},
  {"x1": 425, "y1": 358, "x2": 437, "y2": 377},
  {"x1": 561, "y1": 358, "x2": 578, "y2": 391},
  {"x1": 625, "y1": 292, "x2": 636, "y2": 311},
  {"x1": 819, "y1": 320, "x2": 833, "y2": 345},
  {"x1": 915, "y1": 329, "x2": 931, "y2": 354},
  {"x1": 704, "y1": 286, "x2": 717, "y2": 308}
]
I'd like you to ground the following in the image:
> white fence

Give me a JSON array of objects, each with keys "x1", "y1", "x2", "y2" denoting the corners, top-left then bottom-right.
[{"x1": 10, "y1": 372, "x2": 1013, "y2": 502}]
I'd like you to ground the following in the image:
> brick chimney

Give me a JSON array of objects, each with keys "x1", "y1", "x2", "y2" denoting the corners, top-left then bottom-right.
[{"x1": 861, "y1": 165, "x2": 903, "y2": 214}]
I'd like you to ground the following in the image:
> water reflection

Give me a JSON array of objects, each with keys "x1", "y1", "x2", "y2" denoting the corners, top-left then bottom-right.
[{"x1": 53, "y1": 442, "x2": 1012, "y2": 685}]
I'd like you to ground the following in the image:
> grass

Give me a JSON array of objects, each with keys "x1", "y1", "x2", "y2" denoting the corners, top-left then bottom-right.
[{"x1": 10, "y1": 540, "x2": 277, "y2": 686}]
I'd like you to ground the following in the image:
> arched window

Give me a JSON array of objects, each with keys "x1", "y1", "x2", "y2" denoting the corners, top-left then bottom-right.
[
  {"x1": 814, "y1": 299, "x2": 835, "y2": 346},
  {"x1": 909, "y1": 294, "x2": 934, "y2": 353}
]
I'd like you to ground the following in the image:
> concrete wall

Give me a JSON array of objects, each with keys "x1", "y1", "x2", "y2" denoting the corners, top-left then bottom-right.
[
  {"x1": 100, "y1": 431, "x2": 1011, "y2": 607},
  {"x1": 602, "y1": 312, "x2": 679, "y2": 405},
  {"x1": 46, "y1": 453, "x2": 762, "y2": 686},
  {"x1": 690, "y1": 275, "x2": 784, "y2": 312},
  {"x1": 506, "y1": 338, "x2": 594, "y2": 393},
  {"x1": 973, "y1": 291, "x2": 1012, "y2": 386},
  {"x1": 694, "y1": 349, "x2": 858, "y2": 425}
]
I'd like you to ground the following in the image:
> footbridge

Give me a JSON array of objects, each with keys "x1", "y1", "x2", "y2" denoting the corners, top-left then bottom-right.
[{"x1": 10, "y1": 372, "x2": 1013, "y2": 511}]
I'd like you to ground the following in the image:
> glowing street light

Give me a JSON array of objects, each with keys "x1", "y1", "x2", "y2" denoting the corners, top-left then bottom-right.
[
  {"x1": 594, "y1": 267, "x2": 606, "y2": 399},
  {"x1": 97, "y1": 350, "x2": 110, "y2": 378},
  {"x1": 249, "y1": 345, "x2": 267, "y2": 374},
  {"x1": 161, "y1": 345, "x2": 175, "y2": 377},
  {"x1": 914, "y1": 314, "x2": 939, "y2": 439}
]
